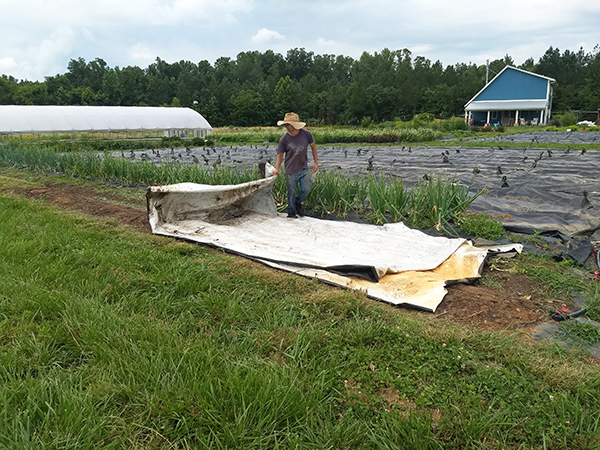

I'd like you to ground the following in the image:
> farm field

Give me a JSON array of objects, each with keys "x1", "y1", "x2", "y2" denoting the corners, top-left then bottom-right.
[
  {"x1": 1, "y1": 130, "x2": 600, "y2": 448},
  {"x1": 114, "y1": 130, "x2": 600, "y2": 235},
  {"x1": 0, "y1": 167, "x2": 586, "y2": 330}
]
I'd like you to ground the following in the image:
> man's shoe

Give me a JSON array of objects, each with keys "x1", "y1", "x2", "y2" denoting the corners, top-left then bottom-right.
[
  {"x1": 295, "y1": 203, "x2": 304, "y2": 216},
  {"x1": 287, "y1": 212, "x2": 298, "y2": 218}
]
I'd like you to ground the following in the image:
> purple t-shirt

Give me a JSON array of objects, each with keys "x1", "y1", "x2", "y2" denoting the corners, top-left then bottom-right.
[{"x1": 277, "y1": 129, "x2": 314, "y2": 175}]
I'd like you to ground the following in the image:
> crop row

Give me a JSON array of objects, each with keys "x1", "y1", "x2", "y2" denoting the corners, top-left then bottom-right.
[
  {"x1": 215, "y1": 126, "x2": 442, "y2": 144},
  {"x1": 0, "y1": 142, "x2": 486, "y2": 233}
]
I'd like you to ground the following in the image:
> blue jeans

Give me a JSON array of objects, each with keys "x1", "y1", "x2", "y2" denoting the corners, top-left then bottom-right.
[{"x1": 286, "y1": 169, "x2": 312, "y2": 213}]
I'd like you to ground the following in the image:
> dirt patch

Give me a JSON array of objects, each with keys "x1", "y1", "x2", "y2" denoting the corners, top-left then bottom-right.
[
  {"x1": 440, "y1": 281, "x2": 549, "y2": 331},
  {"x1": 0, "y1": 180, "x2": 575, "y2": 332},
  {"x1": 6, "y1": 183, "x2": 151, "y2": 233}
]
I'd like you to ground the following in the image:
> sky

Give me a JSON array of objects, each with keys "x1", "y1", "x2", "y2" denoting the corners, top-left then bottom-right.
[{"x1": 1, "y1": 0, "x2": 599, "y2": 82}]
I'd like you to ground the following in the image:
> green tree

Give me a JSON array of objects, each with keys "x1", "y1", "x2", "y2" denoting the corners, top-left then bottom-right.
[
  {"x1": 69, "y1": 86, "x2": 99, "y2": 105},
  {"x1": 332, "y1": 55, "x2": 355, "y2": 84},
  {"x1": 365, "y1": 84, "x2": 399, "y2": 122},
  {"x1": 146, "y1": 57, "x2": 182, "y2": 81},
  {"x1": 421, "y1": 83, "x2": 455, "y2": 118},
  {"x1": 0, "y1": 76, "x2": 15, "y2": 104},
  {"x1": 87, "y1": 58, "x2": 109, "y2": 91},
  {"x1": 536, "y1": 47, "x2": 591, "y2": 111},
  {"x1": 66, "y1": 57, "x2": 89, "y2": 87},
  {"x1": 101, "y1": 70, "x2": 124, "y2": 105},
  {"x1": 214, "y1": 57, "x2": 235, "y2": 83},
  {"x1": 118, "y1": 66, "x2": 148, "y2": 105},
  {"x1": 343, "y1": 81, "x2": 368, "y2": 125},
  {"x1": 13, "y1": 82, "x2": 49, "y2": 105},
  {"x1": 234, "y1": 51, "x2": 266, "y2": 87},
  {"x1": 198, "y1": 95, "x2": 223, "y2": 127},
  {"x1": 323, "y1": 81, "x2": 347, "y2": 125},
  {"x1": 286, "y1": 48, "x2": 314, "y2": 81},
  {"x1": 2, "y1": 45, "x2": 596, "y2": 124},
  {"x1": 579, "y1": 49, "x2": 600, "y2": 110},
  {"x1": 174, "y1": 60, "x2": 201, "y2": 107},
  {"x1": 211, "y1": 76, "x2": 238, "y2": 126},
  {"x1": 45, "y1": 74, "x2": 72, "y2": 105},
  {"x1": 519, "y1": 57, "x2": 536, "y2": 72},
  {"x1": 258, "y1": 50, "x2": 285, "y2": 81},
  {"x1": 273, "y1": 76, "x2": 294, "y2": 117},
  {"x1": 452, "y1": 62, "x2": 485, "y2": 115},
  {"x1": 146, "y1": 74, "x2": 174, "y2": 106},
  {"x1": 229, "y1": 89, "x2": 264, "y2": 126},
  {"x1": 66, "y1": 57, "x2": 107, "y2": 92}
]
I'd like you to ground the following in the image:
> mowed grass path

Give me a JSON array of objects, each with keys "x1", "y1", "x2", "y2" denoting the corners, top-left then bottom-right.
[{"x1": 1, "y1": 192, "x2": 600, "y2": 449}]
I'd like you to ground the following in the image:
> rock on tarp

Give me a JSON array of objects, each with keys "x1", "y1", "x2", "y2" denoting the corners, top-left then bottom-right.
[{"x1": 147, "y1": 176, "x2": 521, "y2": 312}]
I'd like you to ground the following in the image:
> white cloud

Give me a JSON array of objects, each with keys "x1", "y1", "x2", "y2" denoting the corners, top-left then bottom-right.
[
  {"x1": 9, "y1": 0, "x2": 253, "y2": 28},
  {"x1": 251, "y1": 28, "x2": 284, "y2": 45},
  {"x1": 1, "y1": 0, "x2": 255, "y2": 79},
  {"x1": 1, "y1": 0, "x2": 600, "y2": 80},
  {"x1": 0, "y1": 25, "x2": 87, "y2": 79},
  {"x1": 130, "y1": 43, "x2": 154, "y2": 61},
  {"x1": 410, "y1": 45, "x2": 433, "y2": 55},
  {"x1": 35, "y1": 26, "x2": 79, "y2": 68},
  {"x1": 0, "y1": 57, "x2": 18, "y2": 74},
  {"x1": 312, "y1": 38, "x2": 359, "y2": 57}
]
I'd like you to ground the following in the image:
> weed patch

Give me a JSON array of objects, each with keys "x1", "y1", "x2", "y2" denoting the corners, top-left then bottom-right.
[
  {"x1": 458, "y1": 213, "x2": 505, "y2": 240},
  {"x1": 559, "y1": 320, "x2": 600, "y2": 346}
]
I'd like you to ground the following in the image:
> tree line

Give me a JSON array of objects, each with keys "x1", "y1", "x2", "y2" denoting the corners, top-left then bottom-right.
[{"x1": 1, "y1": 46, "x2": 598, "y2": 127}]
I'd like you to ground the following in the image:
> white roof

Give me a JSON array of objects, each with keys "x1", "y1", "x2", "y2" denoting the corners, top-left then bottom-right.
[
  {"x1": 0, "y1": 105, "x2": 212, "y2": 134},
  {"x1": 465, "y1": 99, "x2": 549, "y2": 111}
]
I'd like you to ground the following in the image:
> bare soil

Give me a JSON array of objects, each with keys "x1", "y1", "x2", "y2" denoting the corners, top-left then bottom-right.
[
  {"x1": 7, "y1": 182, "x2": 152, "y2": 233},
  {"x1": 2, "y1": 180, "x2": 578, "y2": 333}
]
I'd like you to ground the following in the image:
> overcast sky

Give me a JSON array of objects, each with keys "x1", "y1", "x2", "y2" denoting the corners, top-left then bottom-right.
[{"x1": 2, "y1": 0, "x2": 599, "y2": 81}]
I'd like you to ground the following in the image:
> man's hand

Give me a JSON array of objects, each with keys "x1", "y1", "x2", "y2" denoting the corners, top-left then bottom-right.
[
  {"x1": 273, "y1": 168, "x2": 280, "y2": 176},
  {"x1": 312, "y1": 162, "x2": 318, "y2": 174}
]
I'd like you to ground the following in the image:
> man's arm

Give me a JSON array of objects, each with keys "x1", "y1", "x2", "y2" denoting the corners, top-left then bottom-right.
[
  {"x1": 273, "y1": 152, "x2": 283, "y2": 176},
  {"x1": 310, "y1": 142, "x2": 318, "y2": 174}
]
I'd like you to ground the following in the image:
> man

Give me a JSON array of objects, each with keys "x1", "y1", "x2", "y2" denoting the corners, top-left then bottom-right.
[{"x1": 273, "y1": 112, "x2": 318, "y2": 218}]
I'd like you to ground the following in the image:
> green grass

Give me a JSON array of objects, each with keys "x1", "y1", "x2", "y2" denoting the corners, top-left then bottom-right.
[
  {"x1": 458, "y1": 213, "x2": 506, "y2": 240},
  {"x1": 514, "y1": 256, "x2": 589, "y2": 299},
  {"x1": 559, "y1": 320, "x2": 600, "y2": 346},
  {"x1": 1, "y1": 193, "x2": 600, "y2": 448}
]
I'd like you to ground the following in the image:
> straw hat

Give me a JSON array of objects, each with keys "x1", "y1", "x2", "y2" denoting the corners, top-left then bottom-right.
[{"x1": 277, "y1": 112, "x2": 306, "y2": 129}]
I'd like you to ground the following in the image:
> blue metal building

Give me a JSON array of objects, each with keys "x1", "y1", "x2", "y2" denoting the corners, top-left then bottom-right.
[{"x1": 465, "y1": 66, "x2": 556, "y2": 126}]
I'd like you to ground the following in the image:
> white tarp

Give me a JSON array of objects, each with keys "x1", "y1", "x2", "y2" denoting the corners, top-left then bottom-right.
[{"x1": 147, "y1": 176, "x2": 521, "y2": 312}]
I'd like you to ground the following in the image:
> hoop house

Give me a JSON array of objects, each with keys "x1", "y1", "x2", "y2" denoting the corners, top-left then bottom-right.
[{"x1": 0, "y1": 105, "x2": 212, "y2": 138}]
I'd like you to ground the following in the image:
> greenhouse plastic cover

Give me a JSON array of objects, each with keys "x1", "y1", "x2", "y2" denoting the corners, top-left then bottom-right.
[
  {"x1": 0, "y1": 105, "x2": 212, "y2": 134},
  {"x1": 146, "y1": 176, "x2": 521, "y2": 312}
]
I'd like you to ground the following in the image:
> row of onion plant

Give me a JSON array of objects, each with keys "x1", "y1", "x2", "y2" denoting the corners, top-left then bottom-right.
[
  {"x1": 0, "y1": 142, "x2": 484, "y2": 232},
  {"x1": 0, "y1": 143, "x2": 257, "y2": 186},
  {"x1": 306, "y1": 170, "x2": 483, "y2": 232}
]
